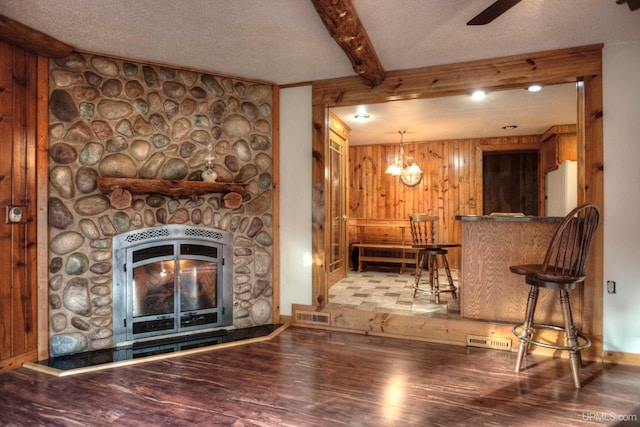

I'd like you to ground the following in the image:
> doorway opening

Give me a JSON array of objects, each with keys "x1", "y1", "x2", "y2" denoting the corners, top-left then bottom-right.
[{"x1": 482, "y1": 150, "x2": 539, "y2": 215}]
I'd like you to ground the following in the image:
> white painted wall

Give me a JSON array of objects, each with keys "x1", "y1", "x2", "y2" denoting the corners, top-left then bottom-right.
[
  {"x1": 602, "y1": 40, "x2": 640, "y2": 354},
  {"x1": 278, "y1": 44, "x2": 640, "y2": 354},
  {"x1": 278, "y1": 85, "x2": 313, "y2": 315}
]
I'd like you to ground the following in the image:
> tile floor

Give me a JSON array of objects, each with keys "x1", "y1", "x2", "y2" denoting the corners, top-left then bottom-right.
[{"x1": 327, "y1": 268, "x2": 460, "y2": 317}]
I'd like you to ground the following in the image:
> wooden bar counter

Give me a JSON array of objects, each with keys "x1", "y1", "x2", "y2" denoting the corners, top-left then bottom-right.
[{"x1": 456, "y1": 215, "x2": 582, "y2": 325}]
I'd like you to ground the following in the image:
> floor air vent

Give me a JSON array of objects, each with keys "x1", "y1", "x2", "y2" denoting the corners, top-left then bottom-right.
[
  {"x1": 294, "y1": 310, "x2": 331, "y2": 326},
  {"x1": 466, "y1": 335, "x2": 512, "y2": 351}
]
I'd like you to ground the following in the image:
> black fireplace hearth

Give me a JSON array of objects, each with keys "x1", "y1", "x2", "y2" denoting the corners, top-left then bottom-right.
[{"x1": 28, "y1": 324, "x2": 284, "y2": 375}]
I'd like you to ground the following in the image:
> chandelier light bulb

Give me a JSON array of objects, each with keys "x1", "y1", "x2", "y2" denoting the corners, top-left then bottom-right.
[{"x1": 385, "y1": 130, "x2": 422, "y2": 181}]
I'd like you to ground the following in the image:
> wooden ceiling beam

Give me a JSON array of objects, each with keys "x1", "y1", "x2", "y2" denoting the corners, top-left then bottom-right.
[
  {"x1": 0, "y1": 14, "x2": 74, "y2": 58},
  {"x1": 310, "y1": 0, "x2": 386, "y2": 87}
]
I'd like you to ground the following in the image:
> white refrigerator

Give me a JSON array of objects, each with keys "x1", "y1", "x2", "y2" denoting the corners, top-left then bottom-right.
[{"x1": 545, "y1": 160, "x2": 578, "y2": 217}]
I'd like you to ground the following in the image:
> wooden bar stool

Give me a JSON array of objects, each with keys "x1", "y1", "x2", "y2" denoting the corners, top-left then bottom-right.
[
  {"x1": 408, "y1": 213, "x2": 457, "y2": 304},
  {"x1": 509, "y1": 203, "x2": 600, "y2": 388}
]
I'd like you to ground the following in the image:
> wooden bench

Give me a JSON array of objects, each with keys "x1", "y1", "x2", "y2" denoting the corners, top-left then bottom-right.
[
  {"x1": 351, "y1": 242, "x2": 419, "y2": 273},
  {"x1": 348, "y1": 218, "x2": 421, "y2": 273}
]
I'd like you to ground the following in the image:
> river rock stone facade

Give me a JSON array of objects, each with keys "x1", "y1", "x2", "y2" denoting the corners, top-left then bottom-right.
[{"x1": 48, "y1": 52, "x2": 274, "y2": 356}]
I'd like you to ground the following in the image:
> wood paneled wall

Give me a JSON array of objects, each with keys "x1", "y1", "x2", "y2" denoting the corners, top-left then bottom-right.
[
  {"x1": 0, "y1": 41, "x2": 47, "y2": 372},
  {"x1": 348, "y1": 135, "x2": 540, "y2": 268}
]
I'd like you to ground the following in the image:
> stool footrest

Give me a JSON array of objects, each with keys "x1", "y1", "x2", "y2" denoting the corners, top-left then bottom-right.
[
  {"x1": 413, "y1": 288, "x2": 456, "y2": 297},
  {"x1": 512, "y1": 323, "x2": 592, "y2": 352}
]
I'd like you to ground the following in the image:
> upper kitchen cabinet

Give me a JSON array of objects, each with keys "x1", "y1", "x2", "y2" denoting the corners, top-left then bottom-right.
[{"x1": 540, "y1": 125, "x2": 577, "y2": 173}]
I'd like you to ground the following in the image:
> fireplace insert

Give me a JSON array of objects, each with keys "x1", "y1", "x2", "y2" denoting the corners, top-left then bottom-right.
[{"x1": 113, "y1": 225, "x2": 233, "y2": 343}]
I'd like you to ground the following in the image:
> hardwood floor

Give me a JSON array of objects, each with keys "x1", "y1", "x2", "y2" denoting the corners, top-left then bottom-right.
[{"x1": 0, "y1": 326, "x2": 639, "y2": 426}]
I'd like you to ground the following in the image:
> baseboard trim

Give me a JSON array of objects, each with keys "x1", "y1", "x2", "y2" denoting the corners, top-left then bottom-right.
[
  {"x1": 278, "y1": 314, "x2": 292, "y2": 324},
  {"x1": 0, "y1": 351, "x2": 38, "y2": 374},
  {"x1": 603, "y1": 350, "x2": 640, "y2": 366}
]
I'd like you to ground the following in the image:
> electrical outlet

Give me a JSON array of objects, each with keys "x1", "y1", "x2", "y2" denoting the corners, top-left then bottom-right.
[
  {"x1": 607, "y1": 280, "x2": 616, "y2": 294},
  {"x1": 5, "y1": 205, "x2": 28, "y2": 223}
]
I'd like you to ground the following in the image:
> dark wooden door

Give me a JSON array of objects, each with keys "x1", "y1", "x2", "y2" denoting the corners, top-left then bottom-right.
[{"x1": 482, "y1": 151, "x2": 538, "y2": 215}]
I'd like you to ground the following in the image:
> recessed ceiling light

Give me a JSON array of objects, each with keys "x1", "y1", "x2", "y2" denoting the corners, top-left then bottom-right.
[
  {"x1": 471, "y1": 90, "x2": 486, "y2": 100},
  {"x1": 502, "y1": 125, "x2": 518, "y2": 130},
  {"x1": 527, "y1": 84, "x2": 542, "y2": 92}
]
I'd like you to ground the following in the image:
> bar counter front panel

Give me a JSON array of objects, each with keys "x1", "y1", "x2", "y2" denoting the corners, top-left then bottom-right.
[{"x1": 456, "y1": 215, "x2": 582, "y2": 326}]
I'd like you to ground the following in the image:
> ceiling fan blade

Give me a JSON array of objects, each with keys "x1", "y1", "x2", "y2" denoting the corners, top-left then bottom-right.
[
  {"x1": 467, "y1": 0, "x2": 522, "y2": 25},
  {"x1": 616, "y1": 0, "x2": 640, "y2": 11}
]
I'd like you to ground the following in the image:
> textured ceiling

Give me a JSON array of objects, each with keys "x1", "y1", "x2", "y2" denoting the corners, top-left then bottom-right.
[
  {"x1": 1, "y1": 0, "x2": 638, "y2": 141},
  {"x1": 2, "y1": 0, "x2": 639, "y2": 85}
]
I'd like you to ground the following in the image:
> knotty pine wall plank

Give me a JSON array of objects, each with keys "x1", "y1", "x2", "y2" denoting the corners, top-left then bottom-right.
[{"x1": 348, "y1": 135, "x2": 542, "y2": 268}]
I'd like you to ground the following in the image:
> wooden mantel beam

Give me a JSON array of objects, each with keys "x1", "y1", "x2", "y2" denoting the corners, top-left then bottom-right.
[
  {"x1": 310, "y1": 0, "x2": 386, "y2": 87},
  {"x1": 0, "y1": 14, "x2": 74, "y2": 58}
]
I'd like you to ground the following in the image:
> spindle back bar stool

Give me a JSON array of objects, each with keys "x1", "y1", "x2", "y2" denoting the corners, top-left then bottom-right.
[
  {"x1": 510, "y1": 203, "x2": 600, "y2": 388},
  {"x1": 408, "y1": 214, "x2": 458, "y2": 304}
]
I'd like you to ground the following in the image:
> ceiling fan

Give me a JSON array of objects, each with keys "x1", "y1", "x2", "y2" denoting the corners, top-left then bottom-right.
[
  {"x1": 467, "y1": 0, "x2": 639, "y2": 26},
  {"x1": 616, "y1": 0, "x2": 640, "y2": 11},
  {"x1": 467, "y1": 0, "x2": 521, "y2": 25}
]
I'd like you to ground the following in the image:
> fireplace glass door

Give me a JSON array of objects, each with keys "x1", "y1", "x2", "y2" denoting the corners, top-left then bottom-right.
[{"x1": 127, "y1": 241, "x2": 222, "y2": 340}]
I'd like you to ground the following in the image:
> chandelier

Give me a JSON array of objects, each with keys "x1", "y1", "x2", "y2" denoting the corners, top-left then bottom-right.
[{"x1": 385, "y1": 131, "x2": 422, "y2": 185}]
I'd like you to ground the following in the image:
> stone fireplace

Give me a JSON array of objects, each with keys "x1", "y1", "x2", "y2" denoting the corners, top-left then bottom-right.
[{"x1": 47, "y1": 52, "x2": 274, "y2": 357}]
